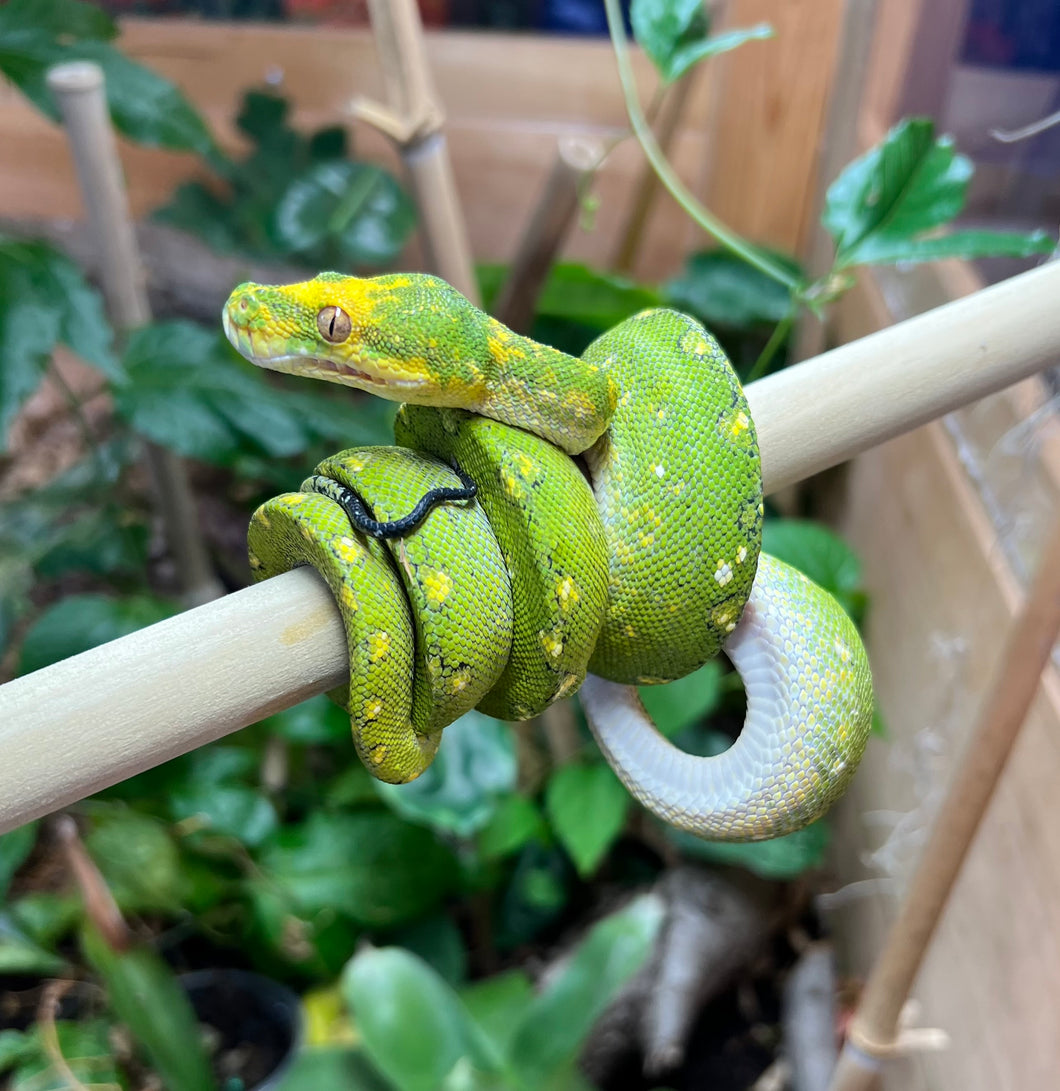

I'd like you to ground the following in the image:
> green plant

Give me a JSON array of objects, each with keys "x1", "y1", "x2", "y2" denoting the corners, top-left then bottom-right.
[{"x1": 155, "y1": 89, "x2": 416, "y2": 269}]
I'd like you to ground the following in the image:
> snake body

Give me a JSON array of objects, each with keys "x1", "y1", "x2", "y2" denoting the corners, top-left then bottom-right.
[{"x1": 223, "y1": 272, "x2": 872, "y2": 841}]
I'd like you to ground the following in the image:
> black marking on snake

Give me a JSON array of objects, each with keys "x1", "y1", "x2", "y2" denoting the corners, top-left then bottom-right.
[{"x1": 306, "y1": 471, "x2": 477, "y2": 540}]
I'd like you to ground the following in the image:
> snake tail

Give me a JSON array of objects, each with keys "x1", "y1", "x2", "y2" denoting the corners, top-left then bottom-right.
[{"x1": 581, "y1": 554, "x2": 873, "y2": 840}]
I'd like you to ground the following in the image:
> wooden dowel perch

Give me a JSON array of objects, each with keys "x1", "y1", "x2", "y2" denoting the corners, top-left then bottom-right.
[
  {"x1": 46, "y1": 63, "x2": 222, "y2": 606},
  {"x1": 0, "y1": 260, "x2": 1059, "y2": 832},
  {"x1": 353, "y1": 0, "x2": 479, "y2": 305},
  {"x1": 828, "y1": 520, "x2": 1060, "y2": 1091}
]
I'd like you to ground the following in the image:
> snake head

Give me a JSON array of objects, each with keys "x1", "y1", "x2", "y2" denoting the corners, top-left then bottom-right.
[{"x1": 222, "y1": 272, "x2": 483, "y2": 404}]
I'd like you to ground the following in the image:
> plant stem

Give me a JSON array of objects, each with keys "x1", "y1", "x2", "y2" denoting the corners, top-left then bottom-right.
[
  {"x1": 603, "y1": 0, "x2": 799, "y2": 291},
  {"x1": 746, "y1": 309, "x2": 795, "y2": 383}
]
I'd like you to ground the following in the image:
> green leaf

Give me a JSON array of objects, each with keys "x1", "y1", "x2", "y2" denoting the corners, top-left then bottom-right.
[
  {"x1": 170, "y1": 783, "x2": 278, "y2": 847},
  {"x1": 664, "y1": 249, "x2": 796, "y2": 329},
  {"x1": 8, "y1": 1020, "x2": 119, "y2": 1091},
  {"x1": 631, "y1": 0, "x2": 769, "y2": 83},
  {"x1": 7, "y1": 892, "x2": 81, "y2": 948},
  {"x1": 670, "y1": 819, "x2": 830, "y2": 879},
  {"x1": 545, "y1": 762, "x2": 629, "y2": 877},
  {"x1": 153, "y1": 181, "x2": 244, "y2": 254},
  {"x1": 831, "y1": 227, "x2": 1055, "y2": 266},
  {"x1": 262, "y1": 694, "x2": 352, "y2": 744},
  {"x1": 342, "y1": 947, "x2": 501, "y2": 1091},
  {"x1": 82, "y1": 923, "x2": 217, "y2": 1091},
  {"x1": 0, "y1": 912, "x2": 66, "y2": 975},
  {"x1": 496, "y1": 842, "x2": 570, "y2": 951},
  {"x1": 18, "y1": 592, "x2": 177, "y2": 675},
  {"x1": 244, "y1": 880, "x2": 360, "y2": 980},
  {"x1": 274, "y1": 160, "x2": 416, "y2": 267},
  {"x1": 535, "y1": 263, "x2": 661, "y2": 330},
  {"x1": 509, "y1": 895, "x2": 664, "y2": 1087},
  {"x1": 85, "y1": 809, "x2": 185, "y2": 912},
  {"x1": 391, "y1": 913, "x2": 468, "y2": 987},
  {"x1": 259, "y1": 811, "x2": 456, "y2": 928},
  {"x1": 276, "y1": 1047, "x2": 392, "y2": 1091},
  {"x1": 459, "y1": 969, "x2": 535, "y2": 1059},
  {"x1": 0, "y1": 1, "x2": 214, "y2": 156},
  {"x1": 477, "y1": 794, "x2": 547, "y2": 861},
  {"x1": 375, "y1": 713, "x2": 517, "y2": 837},
  {"x1": 636, "y1": 659, "x2": 722, "y2": 738},
  {"x1": 0, "y1": 822, "x2": 37, "y2": 900},
  {"x1": 821, "y1": 118, "x2": 1052, "y2": 269},
  {"x1": 0, "y1": 1030, "x2": 35, "y2": 1076},
  {"x1": 663, "y1": 24, "x2": 773, "y2": 82},
  {"x1": 0, "y1": 238, "x2": 117, "y2": 447},
  {"x1": 762, "y1": 519, "x2": 866, "y2": 622}
]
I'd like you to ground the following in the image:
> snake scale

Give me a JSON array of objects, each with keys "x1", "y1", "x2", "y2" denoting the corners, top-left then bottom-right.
[{"x1": 223, "y1": 272, "x2": 872, "y2": 841}]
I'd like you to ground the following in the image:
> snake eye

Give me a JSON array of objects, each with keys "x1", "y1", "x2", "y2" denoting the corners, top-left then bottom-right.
[{"x1": 317, "y1": 305, "x2": 352, "y2": 343}]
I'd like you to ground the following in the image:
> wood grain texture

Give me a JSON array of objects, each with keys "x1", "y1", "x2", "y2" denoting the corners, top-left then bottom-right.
[
  {"x1": 829, "y1": 266, "x2": 1060, "y2": 1091},
  {"x1": 0, "y1": 8, "x2": 840, "y2": 281}
]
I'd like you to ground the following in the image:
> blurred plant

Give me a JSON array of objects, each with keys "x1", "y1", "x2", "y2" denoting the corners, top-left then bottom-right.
[
  {"x1": 156, "y1": 89, "x2": 416, "y2": 269},
  {"x1": 273, "y1": 895, "x2": 664, "y2": 1091}
]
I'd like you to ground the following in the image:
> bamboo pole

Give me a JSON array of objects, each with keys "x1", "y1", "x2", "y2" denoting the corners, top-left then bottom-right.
[
  {"x1": 46, "y1": 63, "x2": 223, "y2": 605},
  {"x1": 352, "y1": 0, "x2": 479, "y2": 305},
  {"x1": 828, "y1": 520, "x2": 1060, "y2": 1091},
  {"x1": 0, "y1": 260, "x2": 1059, "y2": 832},
  {"x1": 492, "y1": 135, "x2": 605, "y2": 333}
]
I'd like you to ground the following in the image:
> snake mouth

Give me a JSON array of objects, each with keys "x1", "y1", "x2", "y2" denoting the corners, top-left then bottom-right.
[{"x1": 223, "y1": 312, "x2": 427, "y2": 392}]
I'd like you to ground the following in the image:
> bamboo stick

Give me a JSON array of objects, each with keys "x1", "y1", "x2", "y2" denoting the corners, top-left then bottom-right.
[
  {"x1": 352, "y1": 0, "x2": 479, "y2": 305},
  {"x1": 828, "y1": 519, "x2": 1060, "y2": 1091},
  {"x1": 0, "y1": 259, "x2": 1059, "y2": 832},
  {"x1": 492, "y1": 135, "x2": 605, "y2": 333},
  {"x1": 46, "y1": 63, "x2": 223, "y2": 605}
]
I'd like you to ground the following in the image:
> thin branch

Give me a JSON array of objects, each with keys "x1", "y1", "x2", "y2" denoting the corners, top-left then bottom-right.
[{"x1": 602, "y1": 0, "x2": 800, "y2": 290}]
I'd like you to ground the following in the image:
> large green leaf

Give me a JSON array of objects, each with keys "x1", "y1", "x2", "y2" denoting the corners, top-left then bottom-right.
[
  {"x1": 259, "y1": 811, "x2": 456, "y2": 928},
  {"x1": 508, "y1": 894, "x2": 664, "y2": 1087},
  {"x1": 115, "y1": 320, "x2": 393, "y2": 465},
  {"x1": 341, "y1": 947, "x2": 502, "y2": 1091},
  {"x1": 82, "y1": 924, "x2": 217, "y2": 1091},
  {"x1": 375, "y1": 712, "x2": 517, "y2": 837},
  {"x1": 663, "y1": 249, "x2": 796, "y2": 329},
  {"x1": 824, "y1": 118, "x2": 1054, "y2": 268},
  {"x1": 0, "y1": 0, "x2": 215, "y2": 156},
  {"x1": 762, "y1": 519, "x2": 866, "y2": 623},
  {"x1": 477, "y1": 794, "x2": 547, "y2": 862},
  {"x1": 545, "y1": 762, "x2": 629, "y2": 877},
  {"x1": 0, "y1": 238, "x2": 117, "y2": 448},
  {"x1": 261, "y1": 693, "x2": 352, "y2": 745},
  {"x1": 274, "y1": 160, "x2": 416, "y2": 267},
  {"x1": 0, "y1": 912, "x2": 66, "y2": 975},
  {"x1": 170, "y1": 783, "x2": 278, "y2": 847},
  {"x1": 631, "y1": 0, "x2": 772, "y2": 83},
  {"x1": 18, "y1": 592, "x2": 176, "y2": 675},
  {"x1": 459, "y1": 969, "x2": 535, "y2": 1060}
]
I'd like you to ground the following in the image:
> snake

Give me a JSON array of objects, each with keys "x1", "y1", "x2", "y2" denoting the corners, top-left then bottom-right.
[{"x1": 223, "y1": 272, "x2": 872, "y2": 841}]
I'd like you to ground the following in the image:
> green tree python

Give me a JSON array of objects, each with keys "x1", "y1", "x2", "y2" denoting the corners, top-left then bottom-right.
[{"x1": 223, "y1": 272, "x2": 872, "y2": 841}]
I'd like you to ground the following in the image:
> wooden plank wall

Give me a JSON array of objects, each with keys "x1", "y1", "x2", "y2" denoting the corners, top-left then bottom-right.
[
  {"x1": 0, "y1": 2, "x2": 844, "y2": 283},
  {"x1": 828, "y1": 266, "x2": 1060, "y2": 1091}
]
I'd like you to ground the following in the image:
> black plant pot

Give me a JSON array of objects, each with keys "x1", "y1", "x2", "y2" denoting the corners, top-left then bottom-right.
[{"x1": 181, "y1": 969, "x2": 301, "y2": 1091}]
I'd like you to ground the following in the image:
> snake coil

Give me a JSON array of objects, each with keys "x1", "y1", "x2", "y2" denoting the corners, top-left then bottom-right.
[{"x1": 226, "y1": 273, "x2": 873, "y2": 842}]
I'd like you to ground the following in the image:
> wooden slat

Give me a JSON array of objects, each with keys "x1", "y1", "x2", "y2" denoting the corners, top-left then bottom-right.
[
  {"x1": 829, "y1": 266, "x2": 1060, "y2": 1091},
  {"x1": 0, "y1": 9, "x2": 842, "y2": 281}
]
